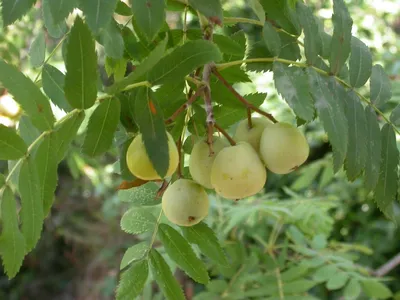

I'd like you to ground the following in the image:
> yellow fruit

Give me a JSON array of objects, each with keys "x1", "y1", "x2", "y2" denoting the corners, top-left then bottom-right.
[
  {"x1": 210, "y1": 142, "x2": 267, "y2": 199},
  {"x1": 126, "y1": 132, "x2": 178, "y2": 180},
  {"x1": 189, "y1": 136, "x2": 229, "y2": 189},
  {"x1": 233, "y1": 117, "x2": 272, "y2": 151},
  {"x1": 259, "y1": 123, "x2": 309, "y2": 174},
  {"x1": 162, "y1": 179, "x2": 209, "y2": 226}
]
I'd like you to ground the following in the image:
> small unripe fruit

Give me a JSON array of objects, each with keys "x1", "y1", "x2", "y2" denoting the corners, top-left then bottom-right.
[
  {"x1": 233, "y1": 117, "x2": 272, "y2": 151},
  {"x1": 259, "y1": 123, "x2": 309, "y2": 174},
  {"x1": 189, "y1": 137, "x2": 228, "y2": 189},
  {"x1": 162, "y1": 179, "x2": 209, "y2": 226},
  {"x1": 210, "y1": 142, "x2": 267, "y2": 199},
  {"x1": 126, "y1": 132, "x2": 179, "y2": 180}
]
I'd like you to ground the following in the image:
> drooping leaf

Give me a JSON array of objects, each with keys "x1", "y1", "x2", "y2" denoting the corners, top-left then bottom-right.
[
  {"x1": 120, "y1": 207, "x2": 157, "y2": 235},
  {"x1": 116, "y1": 260, "x2": 148, "y2": 300},
  {"x1": 42, "y1": 0, "x2": 67, "y2": 39},
  {"x1": 42, "y1": 64, "x2": 72, "y2": 112},
  {"x1": 29, "y1": 30, "x2": 46, "y2": 68},
  {"x1": 158, "y1": 224, "x2": 209, "y2": 284},
  {"x1": 188, "y1": 0, "x2": 223, "y2": 25},
  {"x1": 48, "y1": 0, "x2": 78, "y2": 24},
  {"x1": 64, "y1": 17, "x2": 98, "y2": 109},
  {"x1": 249, "y1": 0, "x2": 265, "y2": 23},
  {"x1": 0, "y1": 59, "x2": 55, "y2": 131},
  {"x1": 360, "y1": 279, "x2": 392, "y2": 299},
  {"x1": 262, "y1": 22, "x2": 281, "y2": 56},
  {"x1": 132, "y1": 0, "x2": 165, "y2": 41},
  {"x1": 390, "y1": 104, "x2": 400, "y2": 127},
  {"x1": 370, "y1": 64, "x2": 392, "y2": 107},
  {"x1": 0, "y1": 186, "x2": 26, "y2": 278},
  {"x1": 349, "y1": 37, "x2": 372, "y2": 88},
  {"x1": 149, "y1": 249, "x2": 186, "y2": 300},
  {"x1": 364, "y1": 107, "x2": 381, "y2": 193},
  {"x1": 0, "y1": 124, "x2": 27, "y2": 160},
  {"x1": 120, "y1": 242, "x2": 148, "y2": 270},
  {"x1": 273, "y1": 62, "x2": 314, "y2": 121},
  {"x1": 82, "y1": 98, "x2": 120, "y2": 156},
  {"x1": 79, "y1": 0, "x2": 118, "y2": 33},
  {"x1": 258, "y1": 0, "x2": 300, "y2": 35},
  {"x1": 344, "y1": 278, "x2": 361, "y2": 300},
  {"x1": 1, "y1": 0, "x2": 35, "y2": 26},
  {"x1": 374, "y1": 124, "x2": 398, "y2": 221},
  {"x1": 329, "y1": 0, "x2": 353, "y2": 75},
  {"x1": 118, "y1": 182, "x2": 161, "y2": 206},
  {"x1": 100, "y1": 20, "x2": 124, "y2": 59}
]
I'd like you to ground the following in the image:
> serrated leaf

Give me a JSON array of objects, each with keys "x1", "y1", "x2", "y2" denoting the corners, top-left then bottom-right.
[
  {"x1": 0, "y1": 59, "x2": 55, "y2": 131},
  {"x1": 82, "y1": 97, "x2": 120, "y2": 156},
  {"x1": 273, "y1": 62, "x2": 314, "y2": 121},
  {"x1": 262, "y1": 22, "x2": 281, "y2": 56},
  {"x1": 214, "y1": 106, "x2": 243, "y2": 128},
  {"x1": 329, "y1": 0, "x2": 353, "y2": 75},
  {"x1": 0, "y1": 186, "x2": 26, "y2": 278},
  {"x1": 374, "y1": 124, "x2": 398, "y2": 221},
  {"x1": 149, "y1": 249, "x2": 186, "y2": 300},
  {"x1": 349, "y1": 37, "x2": 372, "y2": 88},
  {"x1": 42, "y1": 64, "x2": 72, "y2": 112},
  {"x1": 245, "y1": 40, "x2": 273, "y2": 72},
  {"x1": 79, "y1": 0, "x2": 118, "y2": 33},
  {"x1": 42, "y1": 0, "x2": 67, "y2": 39},
  {"x1": 116, "y1": 259, "x2": 148, "y2": 300},
  {"x1": 181, "y1": 222, "x2": 228, "y2": 266},
  {"x1": 118, "y1": 182, "x2": 161, "y2": 206},
  {"x1": 364, "y1": 107, "x2": 381, "y2": 192},
  {"x1": 64, "y1": 17, "x2": 98, "y2": 109},
  {"x1": 370, "y1": 64, "x2": 392, "y2": 107},
  {"x1": 344, "y1": 91, "x2": 367, "y2": 180},
  {"x1": 19, "y1": 157, "x2": 43, "y2": 251},
  {"x1": 158, "y1": 224, "x2": 209, "y2": 284},
  {"x1": 0, "y1": 124, "x2": 27, "y2": 160},
  {"x1": 100, "y1": 20, "x2": 124, "y2": 59},
  {"x1": 29, "y1": 30, "x2": 46, "y2": 68},
  {"x1": 188, "y1": 0, "x2": 223, "y2": 24},
  {"x1": 120, "y1": 207, "x2": 156, "y2": 234},
  {"x1": 148, "y1": 40, "x2": 222, "y2": 85},
  {"x1": 249, "y1": 0, "x2": 265, "y2": 23},
  {"x1": 258, "y1": 0, "x2": 300, "y2": 35},
  {"x1": 361, "y1": 279, "x2": 392, "y2": 299},
  {"x1": 132, "y1": 0, "x2": 165, "y2": 41},
  {"x1": 1, "y1": 0, "x2": 35, "y2": 26},
  {"x1": 326, "y1": 272, "x2": 349, "y2": 290},
  {"x1": 120, "y1": 242, "x2": 148, "y2": 270},
  {"x1": 48, "y1": 0, "x2": 78, "y2": 24},
  {"x1": 344, "y1": 278, "x2": 361, "y2": 299}
]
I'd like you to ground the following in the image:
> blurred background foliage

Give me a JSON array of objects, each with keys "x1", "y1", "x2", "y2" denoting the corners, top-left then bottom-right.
[{"x1": 0, "y1": 0, "x2": 399, "y2": 299}]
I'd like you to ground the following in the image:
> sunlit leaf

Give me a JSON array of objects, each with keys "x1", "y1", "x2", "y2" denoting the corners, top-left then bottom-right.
[
  {"x1": 120, "y1": 207, "x2": 157, "y2": 234},
  {"x1": 249, "y1": 0, "x2": 265, "y2": 22},
  {"x1": 360, "y1": 279, "x2": 392, "y2": 299},
  {"x1": 326, "y1": 272, "x2": 349, "y2": 290},
  {"x1": 118, "y1": 182, "x2": 161, "y2": 206},
  {"x1": 120, "y1": 242, "x2": 148, "y2": 270},
  {"x1": 344, "y1": 278, "x2": 361, "y2": 300}
]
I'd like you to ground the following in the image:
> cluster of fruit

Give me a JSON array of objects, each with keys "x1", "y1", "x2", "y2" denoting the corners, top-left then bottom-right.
[{"x1": 126, "y1": 117, "x2": 309, "y2": 227}]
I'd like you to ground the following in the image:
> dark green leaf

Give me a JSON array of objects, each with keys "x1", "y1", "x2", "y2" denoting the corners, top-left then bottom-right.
[
  {"x1": 148, "y1": 40, "x2": 222, "y2": 85},
  {"x1": 370, "y1": 64, "x2": 392, "y2": 107},
  {"x1": 188, "y1": 0, "x2": 222, "y2": 24},
  {"x1": 48, "y1": 0, "x2": 78, "y2": 24},
  {"x1": 273, "y1": 62, "x2": 314, "y2": 121},
  {"x1": 349, "y1": 37, "x2": 372, "y2": 88},
  {"x1": 120, "y1": 138, "x2": 135, "y2": 181},
  {"x1": 326, "y1": 272, "x2": 349, "y2": 290},
  {"x1": 158, "y1": 224, "x2": 209, "y2": 284},
  {"x1": 82, "y1": 98, "x2": 121, "y2": 156},
  {"x1": 64, "y1": 17, "x2": 98, "y2": 109},
  {"x1": 258, "y1": 0, "x2": 300, "y2": 35},
  {"x1": 42, "y1": 0, "x2": 67, "y2": 38},
  {"x1": 391, "y1": 104, "x2": 400, "y2": 126},
  {"x1": 262, "y1": 22, "x2": 281, "y2": 56},
  {"x1": 245, "y1": 40, "x2": 273, "y2": 72},
  {"x1": 116, "y1": 1, "x2": 132, "y2": 16},
  {"x1": 0, "y1": 59, "x2": 55, "y2": 131},
  {"x1": 344, "y1": 278, "x2": 361, "y2": 300},
  {"x1": 374, "y1": 124, "x2": 398, "y2": 221},
  {"x1": 117, "y1": 92, "x2": 137, "y2": 132},
  {"x1": 132, "y1": 0, "x2": 165, "y2": 41},
  {"x1": 79, "y1": 0, "x2": 118, "y2": 33},
  {"x1": 120, "y1": 242, "x2": 148, "y2": 270},
  {"x1": 0, "y1": 186, "x2": 26, "y2": 278},
  {"x1": 0, "y1": 174, "x2": 4, "y2": 188},
  {"x1": 149, "y1": 249, "x2": 186, "y2": 300},
  {"x1": 360, "y1": 279, "x2": 392, "y2": 299},
  {"x1": 116, "y1": 260, "x2": 148, "y2": 300},
  {"x1": 279, "y1": 32, "x2": 301, "y2": 62},
  {"x1": 249, "y1": 0, "x2": 265, "y2": 22},
  {"x1": 29, "y1": 30, "x2": 46, "y2": 68},
  {"x1": 120, "y1": 207, "x2": 156, "y2": 234},
  {"x1": 1, "y1": 0, "x2": 35, "y2": 26},
  {"x1": 42, "y1": 64, "x2": 72, "y2": 112},
  {"x1": 213, "y1": 34, "x2": 243, "y2": 56},
  {"x1": 100, "y1": 20, "x2": 124, "y2": 59},
  {"x1": 0, "y1": 125, "x2": 27, "y2": 160},
  {"x1": 364, "y1": 107, "x2": 381, "y2": 192},
  {"x1": 118, "y1": 182, "x2": 161, "y2": 206}
]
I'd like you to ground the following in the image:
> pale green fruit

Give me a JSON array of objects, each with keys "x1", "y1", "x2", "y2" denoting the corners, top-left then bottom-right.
[
  {"x1": 126, "y1": 132, "x2": 179, "y2": 180},
  {"x1": 162, "y1": 179, "x2": 209, "y2": 226},
  {"x1": 233, "y1": 117, "x2": 272, "y2": 151},
  {"x1": 259, "y1": 123, "x2": 309, "y2": 174},
  {"x1": 210, "y1": 142, "x2": 267, "y2": 199},
  {"x1": 189, "y1": 137, "x2": 229, "y2": 189}
]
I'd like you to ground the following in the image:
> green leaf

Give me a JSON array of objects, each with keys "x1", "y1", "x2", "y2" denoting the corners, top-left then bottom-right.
[
  {"x1": 0, "y1": 186, "x2": 26, "y2": 278},
  {"x1": 273, "y1": 62, "x2": 314, "y2": 121},
  {"x1": 343, "y1": 278, "x2": 361, "y2": 300},
  {"x1": 249, "y1": 0, "x2": 265, "y2": 23},
  {"x1": 213, "y1": 34, "x2": 243, "y2": 56},
  {"x1": 313, "y1": 264, "x2": 338, "y2": 283},
  {"x1": 120, "y1": 207, "x2": 156, "y2": 235},
  {"x1": 326, "y1": 272, "x2": 349, "y2": 290},
  {"x1": 0, "y1": 124, "x2": 27, "y2": 160},
  {"x1": 262, "y1": 22, "x2": 281, "y2": 56},
  {"x1": 364, "y1": 107, "x2": 381, "y2": 192},
  {"x1": 214, "y1": 106, "x2": 243, "y2": 128},
  {"x1": 349, "y1": 37, "x2": 372, "y2": 88},
  {"x1": 116, "y1": 1, "x2": 132, "y2": 16},
  {"x1": 64, "y1": 17, "x2": 98, "y2": 109},
  {"x1": 188, "y1": 0, "x2": 223, "y2": 24},
  {"x1": 360, "y1": 279, "x2": 392, "y2": 299},
  {"x1": 18, "y1": 115, "x2": 40, "y2": 145},
  {"x1": 120, "y1": 242, "x2": 148, "y2": 270},
  {"x1": 258, "y1": 0, "x2": 300, "y2": 35},
  {"x1": 118, "y1": 182, "x2": 161, "y2": 206},
  {"x1": 82, "y1": 98, "x2": 120, "y2": 156},
  {"x1": 370, "y1": 64, "x2": 392, "y2": 107},
  {"x1": 374, "y1": 124, "x2": 399, "y2": 221},
  {"x1": 48, "y1": 0, "x2": 78, "y2": 24},
  {"x1": 149, "y1": 249, "x2": 186, "y2": 300},
  {"x1": 134, "y1": 87, "x2": 169, "y2": 178},
  {"x1": 116, "y1": 260, "x2": 148, "y2": 300},
  {"x1": 100, "y1": 20, "x2": 124, "y2": 59},
  {"x1": 280, "y1": 264, "x2": 309, "y2": 282},
  {"x1": 245, "y1": 40, "x2": 273, "y2": 72},
  {"x1": 42, "y1": 64, "x2": 72, "y2": 112},
  {"x1": 344, "y1": 91, "x2": 367, "y2": 180},
  {"x1": 390, "y1": 104, "x2": 400, "y2": 126},
  {"x1": 0, "y1": 174, "x2": 4, "y2": 188},
  {"x1": 132, "y1": 0, "x2": 165, "y2": 41},
  {"x1": 1, "y1": 0, "x2": 35, "y2": 26},
  {"x1": 283, "y1": 279, "x2": 316, "y2": 294},
  {"x1": 158, "y1": 224, "x2": 209, "y2": 284},
  {"x1": 42, "y1": 0, "x2": 67, "y2": 39},
  {"x1": 117, "y1": 92, "x2": 138, "y2": 132},
  {"x1": 0, "y1": 59, "x2": 55, "y2": 131},
  {"x1": 329, "y1": 0, "x2": 353, "y2": 75},
  {"x1": 79, "y1": 0, "x2": 118, "y2": 33},
  {"x1": 19, "y1": 157, "x2": 43, "y2": 251},
  {"x1": 29, "y1": 30, "x2": 46, "y2": 68},
  {"x1": 148, "y1": 40, "x2": 222, "y2": 85}
]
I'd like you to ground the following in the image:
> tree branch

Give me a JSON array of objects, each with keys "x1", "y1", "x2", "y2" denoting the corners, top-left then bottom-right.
[{"x1": 373, "y1": 253, "x2": 400, "y2": 277}]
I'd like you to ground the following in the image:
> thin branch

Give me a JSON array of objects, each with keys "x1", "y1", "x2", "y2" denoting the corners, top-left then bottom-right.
[
  {"x1": 247, "y1": 107, "x2": 253, "y2": 129},
  {"x1": 176, "y1": 138, "x2": 183, "y2": 178},
  {"x1": 214, "y1": 123, "x2": 236, "y2": 146},
  {"x1": 374, "y1": 253, "x2": 400, "y2": 277}
]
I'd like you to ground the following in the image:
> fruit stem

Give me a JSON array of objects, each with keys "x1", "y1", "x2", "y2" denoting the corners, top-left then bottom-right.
[
  {"x1": 214, "y1": 123, "x2": 236, "y2": 146},
  {"x1": 247, "y1": 107, "x2": 253, "y2": 129},
  {"x1": 176, "y1": 138, "x2": 183, "y2": 178},
  {"x1": 212, "y1": 68, "x2": 278, "y2": 123}
]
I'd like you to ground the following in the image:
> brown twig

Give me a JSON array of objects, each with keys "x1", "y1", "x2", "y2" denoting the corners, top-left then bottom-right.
[
  {"x1": 176, "y1": 138, "x2": 183, "y2": 178},
  {"x1": 212, "y1": 68, "x2": 278, "y2": 123},
  {"x1": 247, "y1": 107, "x2": 253, "y2": 129},
  {"x1": 156, "y1": 180, "x2": 169, "y2": 198},
  {"x1": 214, "y1": 123, "x2": 236, "y2": 146},
  {"x1": 373, "y1": 253, "x2": 400, "y2": 277}
]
